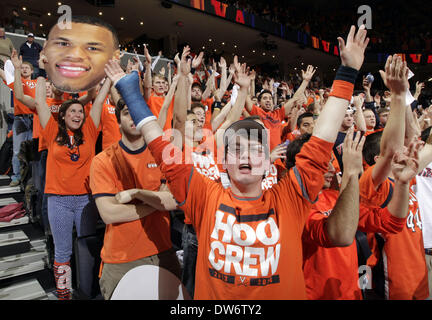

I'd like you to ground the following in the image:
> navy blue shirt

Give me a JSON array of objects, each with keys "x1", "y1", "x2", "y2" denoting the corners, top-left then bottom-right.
[{"x1": 19, "y1": 41, "x2": 42, "y2": 68}]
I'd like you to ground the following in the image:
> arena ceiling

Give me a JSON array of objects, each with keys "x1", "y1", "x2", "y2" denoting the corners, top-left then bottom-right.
[{"x1": 3, "y1": 0, "x2": 432, "y2": 81}]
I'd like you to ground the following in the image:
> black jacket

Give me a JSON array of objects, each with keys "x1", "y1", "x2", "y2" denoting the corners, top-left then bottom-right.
[{"x1": 19, "y1": 41, "x2": 42, "y2": 67}]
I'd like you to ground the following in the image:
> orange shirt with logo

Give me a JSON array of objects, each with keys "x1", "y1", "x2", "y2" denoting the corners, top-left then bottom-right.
[
  {"x1": 90, "y1": 141, "x2": 171, "y2": 264},
  {"x1": 6, "y1": 79, "x2": 37, "y2": 116},
  {"x1": 36, "y1": 98, "x2": 64, "y2": 151},
  {"x1": 249, "y1": 105, "x2": 286, "y2": 151},
  {"x1": 303, "y1": 188, "x2": 407, "y2": 300},
  {"x1": 359, "y1": 165, "x2": 429, "y2": 300},
  {"x1": 41, "y1": 115, "x2": 99, "y2": 195},
  {"x1": 148, "y1": 134, "x2": 333, "y2": 299}
]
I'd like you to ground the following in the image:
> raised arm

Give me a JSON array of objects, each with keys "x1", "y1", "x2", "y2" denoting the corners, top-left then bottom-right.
[
  {"x1": 10, "y1": 49, "x2": 37, "y2": 109},
  {"x1": 171, "y1": 46, "x2": 192, "y2": 145},
  {"x1": 352, "y1": 95, "x2": 366, "y2": 132},
  {"x1": 312, "y1": 25, "x2": 369, "y2": 143},
  {"x1": 325, "y1": 127, "x2": 365, "y2": 246},
  {"x1": 157, "y1": 73, "x2": 179, "y2": 129},
  {"x1": 387, "y1": 139, "x2": 422, "y2": 218},
  {"x1": 35, "y1": 57, "x2": 53, "y2": 129},
  {"x1": 90, "y1": 77, "x2": 112, "y2": 128},
  {"x1": 142, "y1": 45, "x2": 153, "y2": 102},
  {"x1": 214, "y1": 57, "x2": 252, "y2": 147},
  {"x1": 372, "y1": 55, "x2": 409, "y2": 187}
]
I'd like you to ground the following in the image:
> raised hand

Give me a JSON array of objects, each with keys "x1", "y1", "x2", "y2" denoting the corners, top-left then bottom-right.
[
  {"x1": 301, "y1": 65, "x2": 316, "y2": 82},
  {"x1": 179, "y1": 46, "x2": 191, "y2": 76},
  {"x1": 270, "y1": 143, "x2": 288, "y2": 163},
  {"x1": 391, "y1": 138, "x2": 424, "y2": 184},
  {"x1": 143, "y1": 44, "x2": 152, "y2": 66},
  {"x1": 342, "y1": 127, "x2": 366, "y2": 176},
  {"x1": 192, "y1": 51, "x2": 204, "y2": 70},
  {"x1": 379, "y1": 54, "x2": 409, "y2": 95},
  {"x1": 337, "y1": 25, "x2": 369, "y2": 71},
  {"x1": 362, "y1": 76, "x2": 372, "y2": 92},
  {"x1": 352, "y1": 95, "x2": 364, "y2": 109},
  {"x1": 232, "y1": 56, "x2": 252, "y2": 89},
  {"x1": 10, "y1": 49, "x2": 22, "y2": 69},
  {"x1": 104, "y1": 59, "x2": 127, "y2": 85},
  {"x1": 38, "y1": 53, "x2": 48, "y2": 70},
  {"x1": 414, "y1": 81, "x2": 425, "y2": 99},
  {"x1": 218, "y1": 56, "x2": 227, "y2": 70}
]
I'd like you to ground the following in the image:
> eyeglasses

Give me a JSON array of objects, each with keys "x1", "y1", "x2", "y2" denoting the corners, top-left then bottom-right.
[{"x1": 227, "y1": 144, "x2": 266, "y2": 157}]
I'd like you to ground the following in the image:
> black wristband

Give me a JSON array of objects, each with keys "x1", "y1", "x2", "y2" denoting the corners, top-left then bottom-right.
[
  {"x1": 191, "y1": 67, "x2": 196, "y2": 75},
  {"x1": 38, "y1": 68, "x2": 47, "y2": 79},
  {"x1": 334, "y1": 65, "x2": 358, "y2": 84}
]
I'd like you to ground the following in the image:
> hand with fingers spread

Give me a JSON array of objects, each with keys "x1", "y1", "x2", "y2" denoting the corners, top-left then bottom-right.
[
  {"x1": 270, "y1": 143, "x2": 288, "y2": 163},
  {"x1": 342, "y1": 127, "x2": 366, "y2": 177},
  {"x1": 337, "y1": 25, "x2": 369, "y2": 71},
  {"x1": 104, "y1": 59, "x2": 127, "y2": 86},
  {"x1": 232, "y1": 56, "x2": 253, "y2": 90},
  {"x1": 391, "y1": 139, "x2": 424, "y2": 184},
  {"x1": 379, "y1": 54, "x2": 409, "y2": 95},
  {"x1": 414, "y1": 81, "x2": 425, "y2": 99},
  {"x1": 301, "y1": 65, "x2": 316, "y2": 82}
]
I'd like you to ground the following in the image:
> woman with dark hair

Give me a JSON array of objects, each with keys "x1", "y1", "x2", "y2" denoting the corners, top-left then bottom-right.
[{"x1": 34, "y1": 59, "x2": 111, "y2": 299}]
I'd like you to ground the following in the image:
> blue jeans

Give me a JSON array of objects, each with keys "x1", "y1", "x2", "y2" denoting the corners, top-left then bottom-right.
[
  {"x1": 181, "y1": 224, "x2": 198, "y2": 299},
  {"x1": 12, "y1": 115, "x2": 33, "y2": 182}
]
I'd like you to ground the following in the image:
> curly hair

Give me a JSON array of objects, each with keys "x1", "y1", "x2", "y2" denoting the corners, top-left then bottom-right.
[{"x1": 55, "y1": 99, "x2": 86, "y2": 147}]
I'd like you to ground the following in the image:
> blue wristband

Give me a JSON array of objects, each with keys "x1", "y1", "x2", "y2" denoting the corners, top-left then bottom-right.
[{"x1": 115, "y1": 71, "x2": 156, "y2": 130}]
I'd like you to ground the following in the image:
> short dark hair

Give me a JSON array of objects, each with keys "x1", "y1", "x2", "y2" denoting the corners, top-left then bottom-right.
[
  {"x1": 115, "y1": 98, "x2": 126, "y2": 123},
  {"x1": 192, "y1": 82, "x2": 203, "y2": 91},
  {"x1": 297, "y1": 112, "x2": 314, "y2": 128},
  {"x1": 191, "y1": 102, "x2": 205, "y2": 113},
  {"x1": 49, "y1": 15, "x2": 119, "y2": 48},
  {"x1": 362, "y1": 131, "x2": 382, "y2": 166},
  {"x1": 257, "y1": 90, "x2": 272, "y2": 102},
  {"x1": 285, "y1": 133, "x2": 312, "y2": 169},
  {"x1": 421, "y1": 126, "x2": 432, "y2": 143}
]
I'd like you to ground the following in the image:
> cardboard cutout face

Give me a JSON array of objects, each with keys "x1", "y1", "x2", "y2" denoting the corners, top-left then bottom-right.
[{"x1": 43, "y1": 22, "x2": 119, "y2": 93}]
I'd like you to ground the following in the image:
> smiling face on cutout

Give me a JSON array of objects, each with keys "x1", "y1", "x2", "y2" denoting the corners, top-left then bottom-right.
[{"x1": 43, "y1": 21, "x2": 119, "y2": 93}]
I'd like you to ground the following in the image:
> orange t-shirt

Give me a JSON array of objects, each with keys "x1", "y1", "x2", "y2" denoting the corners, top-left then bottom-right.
[
  {"x1": 303, "y1": 189, "x2": 362, "y2": 300},
  {"x1": 302, "y1": 188, "x2": 408, "y2": 300},
  {"x1": 147, "y1": 94, "x2": 174, "y2": 131},
  {"x1": 89, "y1": 141, "x2": 171, "y2": 264},
  {"x1": 6, "y1": 79, "x2": 37, "y2": 116},
  {"x1": 41, "y1": 115, "x2": 99, "y2": 195},
  {"x1": 100, "y1": 103, "x2": 121, "y2": 150},
  {"x1": 249, "y1": 105, "x2": 286, "y2": 151},
  {"x1": 36, "y1": 97, "x2": 64, "y2": 151},
  {"x1": 148, "y1": 134, "x2": 333, "y2": 300},
  {"x1": 359, "y1": 165, "x2": 429, "y2": 300}
]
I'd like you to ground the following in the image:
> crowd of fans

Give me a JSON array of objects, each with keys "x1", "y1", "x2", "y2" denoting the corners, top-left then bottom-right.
[
  {"x1": 0, "y1": 12, "x2": 431, "y2": 302},
  {"x1": 223, "y1": 0, "x2": 432, "y2": 53}
]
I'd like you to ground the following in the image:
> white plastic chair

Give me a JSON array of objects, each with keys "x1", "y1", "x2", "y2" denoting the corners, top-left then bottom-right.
[{"x1": 110, "y1": 265, "x2": 191, "y2": 300}]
